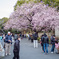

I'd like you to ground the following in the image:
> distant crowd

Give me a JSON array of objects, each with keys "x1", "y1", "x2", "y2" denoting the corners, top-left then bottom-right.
[{"x1": 26, "y1": 32, "x2": 59, "y2": 54}]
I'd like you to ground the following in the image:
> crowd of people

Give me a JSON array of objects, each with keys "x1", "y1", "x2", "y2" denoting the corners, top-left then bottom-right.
[
  {"x1": 40, "y1": 33, "x2": 59, "y2": 54},
  {"x1": 0, "y1": 31, "x2": 59, "y2": 59},
  {"x1": 26, "y1": 32, "x2": 59, "y2": 54},
  {"x1": 0, "y1": 32, "x2": 20, "y2": 59}
]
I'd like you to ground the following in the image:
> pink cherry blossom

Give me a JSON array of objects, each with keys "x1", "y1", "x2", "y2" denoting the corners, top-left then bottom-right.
[{"x1": 4, "y1": 2, "x2": 59, "y2": 31}]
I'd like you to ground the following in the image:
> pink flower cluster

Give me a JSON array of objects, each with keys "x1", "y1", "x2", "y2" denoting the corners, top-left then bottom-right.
[{"x1": 4, "y1": 2, "x2": 59, "y2": 31}]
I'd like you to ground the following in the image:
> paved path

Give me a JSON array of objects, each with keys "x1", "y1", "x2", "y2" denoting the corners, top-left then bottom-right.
[{"x1": 1, "y1": 38, "x2": 59, "y2": 59}]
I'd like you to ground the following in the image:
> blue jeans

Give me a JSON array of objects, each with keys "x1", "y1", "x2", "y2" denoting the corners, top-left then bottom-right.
[
  {"x1": 51, "y1": 44, "x2": 55, "y2": 52},
  {"x1": 43, "y1": 43, "x2": 48, "y2": 53}
]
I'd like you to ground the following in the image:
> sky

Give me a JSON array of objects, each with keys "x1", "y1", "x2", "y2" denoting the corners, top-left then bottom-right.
[{"x1": 0, "y1": 0, "x2": 17, "y2": 19}]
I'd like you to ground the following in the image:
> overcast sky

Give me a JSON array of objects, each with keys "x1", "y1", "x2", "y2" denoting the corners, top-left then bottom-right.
[{"x1": 0, "y1": 0, "x2": 17, "y2": 19}]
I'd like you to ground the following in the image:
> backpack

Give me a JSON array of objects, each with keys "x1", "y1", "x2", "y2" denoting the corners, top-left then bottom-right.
[{"x1": 44, "y1": 36, "x2": 48, "y2": 43}]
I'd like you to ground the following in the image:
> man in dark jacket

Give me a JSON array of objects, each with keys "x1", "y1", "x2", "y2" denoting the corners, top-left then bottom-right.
[
  {"x1": 51, "y1": 35, "x2": 55, "y2": 53},
  {"x1": 41, "y1": 35, "x2": 44, "y2": 52},
  {"x1": 5, "y1": 32, "x2": 12, "y2": 55},
  {"x1": 13, "y1": 37, "x2": 20, "y2": 59},
  {"x1": 43, "y1": 33, "x2": 49, "y2": 54}
]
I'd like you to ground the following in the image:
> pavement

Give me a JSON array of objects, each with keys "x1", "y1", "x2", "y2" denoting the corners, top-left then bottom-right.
[{"x1": 1, "y1": 38, "x2": 59, "y2": 59}]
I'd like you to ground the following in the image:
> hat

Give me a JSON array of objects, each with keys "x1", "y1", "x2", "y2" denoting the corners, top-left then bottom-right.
[{"x1": 8, "y1": 32, "x2": 11, "y2": 34}]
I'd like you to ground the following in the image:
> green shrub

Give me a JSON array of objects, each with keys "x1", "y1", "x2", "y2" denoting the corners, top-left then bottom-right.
[{"x1": 37, "y1": 37, "x2": 41, "y2": 41}]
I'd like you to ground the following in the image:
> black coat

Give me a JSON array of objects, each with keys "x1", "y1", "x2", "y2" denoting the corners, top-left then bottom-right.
[
  {"x1": 33, "y1": 33, "x2": 38, "y2": 40},
  {"x1": 43, "y1": 36, "x2": 49, "y2": 44},
  {"x1": 51, "y1": 36, "x2": 55, "y2": 45},
  {"x1": 41, "y1": 35, "x2": 44, "y2": 44},
  {"x1": 13, "y1": 40, "x2": 20, "y2": 53},
  {"x1": 42, "y1": 34, "x2": 49, "y2": 44}
]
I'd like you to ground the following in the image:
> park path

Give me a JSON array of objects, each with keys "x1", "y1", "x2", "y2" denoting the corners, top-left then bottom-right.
[
  {"x1": 20, "y1": 39, "x2": 59, "y2": 59},
  {"x1": 1, "y1": 38, "x2": 59, "y2": 59}
]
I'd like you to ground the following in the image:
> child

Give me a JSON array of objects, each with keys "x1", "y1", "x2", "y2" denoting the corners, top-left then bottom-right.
[{"x1": 55, "y1": 41, "x2": 59, "y2": 54}]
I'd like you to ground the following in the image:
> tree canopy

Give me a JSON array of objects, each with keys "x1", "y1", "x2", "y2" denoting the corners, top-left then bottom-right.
[
  {"x1": 14, "y1": 0, "x2": 59, "y2": 10},
  {"x1": 4, "y1": 2, "x2": 59, "y2": 32},
  {"x1": 0, "y1": 17, "x2": 8, "y2": 29}
]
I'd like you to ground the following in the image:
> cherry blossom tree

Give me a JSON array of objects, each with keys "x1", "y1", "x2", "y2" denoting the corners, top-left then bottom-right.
[{"x1": 4, "y1": 2, "x2": 59, "y2": 32}]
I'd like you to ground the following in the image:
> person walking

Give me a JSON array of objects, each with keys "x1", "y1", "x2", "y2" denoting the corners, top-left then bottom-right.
[
  {"x1": 27, "y1": 33, "x2": 30, "y2": 40},
  {"x1": 14, "y1": 34, "x2": 18, "y2": 41},
  {"x1": 43, "y1": 33, "x2": 49, "y2": 54},
  {"x1": 51, "y1": 35, "x2": 55, "y2": 53},
  {"x1": 13, "y1": 36, "x2": 20, "y2": 59},
  {"x1": 3, "y1": 34, "x2": 6, "y2": 48},
  {"x1": 41, "y1": 35, "x2": 44, "y2": 52},
  {"x1": 30, "y1": 33, "x2": 34, "y2": 43},
  {"x1": 5, "y1": 32, "x2": 12, "y2": 56},
  {"x1": 55, "y1": 40, "x2": 59, "y2": 54},
  {"x1": 33, "y1": 32, "x2": 38, "y2": 48},
  {"x1": 0, "y1": 34, "x2": 3, "y2": 43}
]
